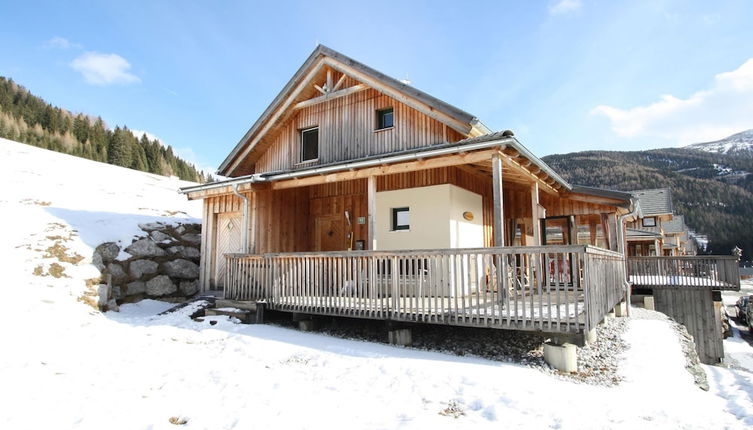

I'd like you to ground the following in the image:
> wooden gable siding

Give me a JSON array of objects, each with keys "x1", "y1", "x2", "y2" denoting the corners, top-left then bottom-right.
[{"x1": 255, "y1": 76, "x2": 466, "y2": 174}]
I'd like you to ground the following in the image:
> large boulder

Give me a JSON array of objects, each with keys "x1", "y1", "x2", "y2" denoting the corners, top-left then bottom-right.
[
  {"x1": 125, "y1": 239, "x2": 166, "y2": 258},
  {"x1": 126, "y1": 281, "x2": 146, "y2": 296},
  {"x1": 150, "y1": 230, "x2": 172, "y2": 242},
  {"x1": 129, "y1": 259, "x2": 159, "y2": 279},
  {"x1": 95, "y1": 242, "x2": 120, "y2": 263},
  {"x1": 106, "y1": 263, "x2": 127, "y2": 282},
  {"x1": 181, "y1": 234, "x2": 201, "y2": 245},
  {"x1": 92, "y1": 252, "x2": 105, "y2": 271},
  {"x1": 146, "y1": 275, "x2": 176, "y2": 297},
  {"x1": 167, "y1": 245, "x2": 201, "y2": 259},
  {"x1": 179, "y1": 280, "x2": 199, "y2": 296},
  {"x1": 138, "y1": 222, "x2": 166, "y2": 232},
  {"x1": 162, "y1": 259, "x2": 200, "y2": 279}
]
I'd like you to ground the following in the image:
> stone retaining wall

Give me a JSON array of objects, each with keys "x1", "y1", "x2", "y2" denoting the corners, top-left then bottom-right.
[{"x1": 94, "y1": 221, "x2": 201, "y2": 310}]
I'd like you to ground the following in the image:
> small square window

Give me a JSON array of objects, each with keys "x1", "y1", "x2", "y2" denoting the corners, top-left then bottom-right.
[
  {"x1": 377, "y1": 107, "x2": 394, "y2": 130},
  {"x1": 300, "y1": 127, "x2": 318, "y2": 162},
  {"x1": 642, "y1": 217, "x2": 657, "y2": 227},
  {"x1": 392, "y1": 207, "x2": 409, "y2": 231}
]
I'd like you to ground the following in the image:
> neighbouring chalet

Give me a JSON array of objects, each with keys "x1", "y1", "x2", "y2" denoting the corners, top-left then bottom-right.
[
  {"x1": 180, "y1": 46, "x2": 739, "y2": 358},
  {"x1": 626, "y1": 188, "x2": 699, "y2": 257}
]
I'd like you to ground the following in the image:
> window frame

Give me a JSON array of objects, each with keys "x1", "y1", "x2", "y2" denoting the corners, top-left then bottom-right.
[
  {"x1": 300, "y1": 126, "x2": 319, "y2": 162},
  {"x1": 376, "y1": 107, "x2": 394, "y2": 131},
  {"x1": 391, "y1": 207, "x2": 410, "y2": 231},
  {"x1": 642, "y1": 217, "x2": 657, "y2": 227}
]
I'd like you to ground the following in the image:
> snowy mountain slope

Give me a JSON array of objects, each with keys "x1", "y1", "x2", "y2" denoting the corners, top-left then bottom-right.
[
  {"x1": 686, "y1": 129, "x2": 753, "y2": 155},
  {"x1": 1, "y1": 138, "x2": 752, "y2": 429}
]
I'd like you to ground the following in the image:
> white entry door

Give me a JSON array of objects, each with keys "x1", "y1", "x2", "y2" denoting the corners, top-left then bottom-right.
[{"x1": 214, "y1": 213, "x2": 242, "y2": 289}]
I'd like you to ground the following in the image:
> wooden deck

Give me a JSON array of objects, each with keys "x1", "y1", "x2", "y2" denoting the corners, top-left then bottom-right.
[
  {"x1": 627, "y1": 255, "x2": 740, "y2": 290},
  {"x1": 224, "y1": 245, "x2": 626, "y2": 335}
]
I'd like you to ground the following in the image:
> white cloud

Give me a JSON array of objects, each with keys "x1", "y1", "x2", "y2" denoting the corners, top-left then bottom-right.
[
  {"x1": 548, "y1": 0, "x2": 582, "y2": 15},
  {"x1": 70, "y1": 52, "x2": 141, "y2": 86},
  {"x1": 592, "y1": 58, "x2": 753, "y2": 145},
  {"x1": 45, "y1": 36, "x2": 81, "y2": 50},
  {"x1": 130, "y1": 129, "x2": 163, "y2": 146}
]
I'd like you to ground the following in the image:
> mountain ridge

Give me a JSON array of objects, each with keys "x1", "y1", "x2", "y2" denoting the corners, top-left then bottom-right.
[{"x1": 542, "y1": 130, "x2": 753, "y2": 259}]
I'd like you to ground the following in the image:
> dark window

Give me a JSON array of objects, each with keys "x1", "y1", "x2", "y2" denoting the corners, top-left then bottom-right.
[
  {"x1": 377, "y1": 107, "x2": 394, "y2": 130},
  {"x1": 300, "y1": 127, "x2": 318, "y2": 162},
  {"x1": 392, "y1": 207, "x2": 410, "y2": 231},
  {"x1": 642, "y1": 217, "x2": 657, "y2": 227}
]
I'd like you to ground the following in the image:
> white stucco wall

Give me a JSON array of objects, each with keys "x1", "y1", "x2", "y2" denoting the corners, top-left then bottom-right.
[
  {"x1": 374, "y1": 184, "x2": 483, "y2": 251},
  {"x1": 449, "y1": 185, "x2": 484, "y2": 249}
]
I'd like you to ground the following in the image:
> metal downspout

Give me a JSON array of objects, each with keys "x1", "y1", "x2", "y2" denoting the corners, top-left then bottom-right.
[
  {"x1": 617, "y1": 197, "x2": 640, "y2": 317},
  {"x1": 232, "y1": 184, "x2": 250, "y2": 253}
]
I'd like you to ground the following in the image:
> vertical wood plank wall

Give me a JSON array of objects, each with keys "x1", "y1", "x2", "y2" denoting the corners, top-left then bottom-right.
[
  {"x1": 653, "y1": 289, "x2": 724, "y2": 364},
  {"x1": 255, "y1": 76, "x2": 466, "y2": 173}
]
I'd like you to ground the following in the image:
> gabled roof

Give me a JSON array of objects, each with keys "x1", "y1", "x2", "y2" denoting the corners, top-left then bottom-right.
[
  {"x1": 218, "y1": 45, "x2": 491, "y2": 176},
  {"x1": 631, "y1": 188, "x2": 674, "y2": 216}
]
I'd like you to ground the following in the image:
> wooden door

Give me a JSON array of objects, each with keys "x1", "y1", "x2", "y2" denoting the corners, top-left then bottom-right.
[
  {"x1": 315, "y1": 215, "x2": 345, "y2": 251},
  {"x1": 214, "y1": 213, "x2": 242, "y2": 288}
]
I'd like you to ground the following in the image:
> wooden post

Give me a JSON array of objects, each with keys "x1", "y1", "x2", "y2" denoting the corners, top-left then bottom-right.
[
  {"x1": 530, "y1": 182, "x2": 541, "y2": 246},
  {"x1": 492, "y1": 152, "x2": 505, "y2": 247},
  {"x1": 249, "y1": 192, "x2": 258, "y2": 254},
  {"x1": 367, "y1": 175, "x2": 376, "y2": 250}
]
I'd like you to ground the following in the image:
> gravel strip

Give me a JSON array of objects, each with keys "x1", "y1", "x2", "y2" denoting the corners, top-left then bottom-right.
[{"x1": 265, "y1": 312, "x2": 629, "y2": 387}]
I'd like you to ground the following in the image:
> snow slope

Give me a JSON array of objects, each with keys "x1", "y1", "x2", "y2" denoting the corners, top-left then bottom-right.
[
  {"x1": 686, "y1": 129, "x2": 753, "y2": 155},
  {"x1": 1, "y1": 138, "x2": 753, "y2": 429}
]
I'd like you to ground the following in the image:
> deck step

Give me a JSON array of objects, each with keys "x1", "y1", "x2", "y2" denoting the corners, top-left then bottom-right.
[
  {"x1": 204, "y1": 304, "x2": 266, "y2": 324},
  {"x1": 215, "y1": 299, "x2": 263, "y2": 312}
]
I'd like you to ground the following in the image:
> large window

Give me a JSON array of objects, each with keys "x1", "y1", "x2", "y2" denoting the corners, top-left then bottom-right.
[
  {"x1": 376, "y1": 107, "x2": 394, "y2": 130},
  {"x1": 392, "y1": 207, "x2": 410, "y2": 231},
  {"x1": 300, "y1": 127, "x2": 319, "y2": 162}
]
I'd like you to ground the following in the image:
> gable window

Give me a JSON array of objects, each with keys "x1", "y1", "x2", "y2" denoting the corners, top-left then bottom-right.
[
  {"x1": 376, "y1": 107, "x2": 394, "y2": 130},
  {"x1": 392, "y1": 207, "x2": 410, "y2": 231},
  {"x1": 300, "y1": 127, "x2": 319, "y2": 162},
  {"x1": 642, "y1": 217, "x2": 657, "y2": 227}
]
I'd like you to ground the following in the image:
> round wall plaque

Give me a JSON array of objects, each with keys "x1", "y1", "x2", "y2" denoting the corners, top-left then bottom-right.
[{"x1": 463, "y1": 211, "x2": 474, "y2": 221}]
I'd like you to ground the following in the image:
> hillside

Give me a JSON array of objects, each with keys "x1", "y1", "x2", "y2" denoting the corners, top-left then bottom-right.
[
  {"x1": 687, "y1": 130, "x2": 753, "y2": 157},
  {"x1": 0, "y1": 77, "x2": 207, "y2": 182},
  {"x1": 543, "y1": 132, "x2": 753, "y2": 259},
  {"x1": 1, "y1": 136, "x2": 751, "y2": 430}
]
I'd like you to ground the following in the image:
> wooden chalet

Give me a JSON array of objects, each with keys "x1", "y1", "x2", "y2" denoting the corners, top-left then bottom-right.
[{"x1": 181, "y1": 45, "x2": 650, "y2": 339}]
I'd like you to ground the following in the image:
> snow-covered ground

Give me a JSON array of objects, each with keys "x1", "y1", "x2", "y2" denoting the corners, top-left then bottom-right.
[{"x1": 2, "y1": 138, "x2": 753, "y2": 429}]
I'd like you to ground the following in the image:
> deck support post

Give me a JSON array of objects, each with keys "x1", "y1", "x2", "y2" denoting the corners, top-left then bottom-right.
[
  {"x1": 644, "y1": 296, "x2": 655, "y2": 310},
  {"x1": 530, "y1": 182, "x2": 541, "y2": 246},
  {"x1": 367, "y1": 175, "x2": 376, "y2": 250},
  {"x1": 492, "y1": 152, "x2": 505, "y2": 247},
  {"x1": 388, "y1": 328, "x2": 412, "y2": 346},
  {"x1": 543, "y1": 341, "x2": 577, "y2": 372}
]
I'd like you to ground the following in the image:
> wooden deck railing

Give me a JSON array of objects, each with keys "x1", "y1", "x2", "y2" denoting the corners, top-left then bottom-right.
[
  {"x1": 627, "y1": 255, "x2": 740, "y2": 290},
  {"x1": 225, "y1": 245, "x2": 626, "y2": 334}
]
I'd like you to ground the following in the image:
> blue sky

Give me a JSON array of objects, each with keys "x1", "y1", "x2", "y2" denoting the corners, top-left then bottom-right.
[{"x1": 1, "y1": 0, "x2": 752, "y2": 172}]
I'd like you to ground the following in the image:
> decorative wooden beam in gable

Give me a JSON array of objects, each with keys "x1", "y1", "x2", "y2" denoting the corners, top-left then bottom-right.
[{"x1": 293, "y1": 84, "x2": 369, "y2": 110}]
